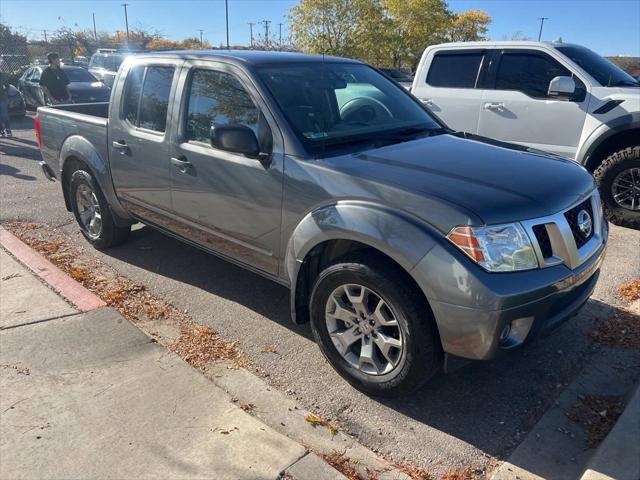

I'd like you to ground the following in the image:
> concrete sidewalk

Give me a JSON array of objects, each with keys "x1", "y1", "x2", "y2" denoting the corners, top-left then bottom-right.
[{"x1": 0, "y1": 248, "x2": 345, "y2": 479}]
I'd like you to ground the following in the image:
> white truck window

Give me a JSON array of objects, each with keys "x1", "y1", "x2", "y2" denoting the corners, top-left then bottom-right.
[{"x1": 427, "y1": 52, "x2": 483, "y2": 88}]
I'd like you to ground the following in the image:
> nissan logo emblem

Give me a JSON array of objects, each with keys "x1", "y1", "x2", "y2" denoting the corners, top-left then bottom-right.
[{"x1": 577, "y1": 210, "x2": 592, "y2": 238}]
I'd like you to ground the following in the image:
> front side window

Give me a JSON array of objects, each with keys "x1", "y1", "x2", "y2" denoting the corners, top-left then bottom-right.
[
  {"x1": 556, "y1": 45, "x2": 638, "y2": 87},
  {"x1": 494, "y1": 53, "x2": 570, "y2": 98},
  {"x1": 427, "y1": 52, "x2": 483, "y2": 88},
  {"x1": 258, "y1": 63, "x2": 440, "y2": 154},
  {"x1": 185, "y1": 69, "x2": 260, "y2": 143},
  {"x1": 122, "y1": 65, "x2": 174, "y2": 132}
]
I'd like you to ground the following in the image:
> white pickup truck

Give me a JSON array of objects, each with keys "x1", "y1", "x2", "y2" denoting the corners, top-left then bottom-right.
[{"x1": 411, "y1": 41, "x2": 640, "y2": 228}]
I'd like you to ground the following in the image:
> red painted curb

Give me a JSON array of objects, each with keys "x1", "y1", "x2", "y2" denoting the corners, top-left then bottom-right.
[{"x1": 0, "y1": 226, "x2": 106, "y2": 312}]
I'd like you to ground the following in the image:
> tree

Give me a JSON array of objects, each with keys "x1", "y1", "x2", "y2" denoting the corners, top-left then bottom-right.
[
  {"x1": 289, "y1": 0, "x2": 360, "y2": 57},
  {"x1": 0, "y1": 23, "x2": 27, "y2": 49},
  {"x1": 383, "y1": 0, "x2": 452, "y2": 69},
  {"x1": 448, "y1": 9, "x2": 491, "y2": 42}
]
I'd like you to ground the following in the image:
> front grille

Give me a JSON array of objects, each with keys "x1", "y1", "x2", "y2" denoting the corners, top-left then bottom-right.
[
  {"x1": 564, "y1": 199, "x2": 594, "y2": 249},
  {"x1": 532, "y1": 224, "x2": 552, "y2": 258}
]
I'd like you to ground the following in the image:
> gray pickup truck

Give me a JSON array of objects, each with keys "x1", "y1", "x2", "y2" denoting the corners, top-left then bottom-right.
[{"x1": 36, "y1": 51, "x2": 608, "y2": 396}]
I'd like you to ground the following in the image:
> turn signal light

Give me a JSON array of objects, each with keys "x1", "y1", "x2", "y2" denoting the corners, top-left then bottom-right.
[{"x1": 447, "y1": 226, "x2": 485, "y2": 262}]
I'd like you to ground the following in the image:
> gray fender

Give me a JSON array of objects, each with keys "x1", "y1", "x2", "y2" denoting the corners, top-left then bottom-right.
[
  {"x1": 285, "y1": 201, "x2": 439, "y2": 323},
  {"x1": 60, "y1": 135, "x2": 133, "y2": 224},
  {"x1": 577, "y1": 112, "x2": 640, "y2": 166}
]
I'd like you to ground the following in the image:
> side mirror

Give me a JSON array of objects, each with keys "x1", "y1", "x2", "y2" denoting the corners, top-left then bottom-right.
[
  {"x1": 548, "y1": 76, "x2": 576, "y2": 99},
  {"x1": 210, "y1": 124, "x2": 262, "y2": 159}
]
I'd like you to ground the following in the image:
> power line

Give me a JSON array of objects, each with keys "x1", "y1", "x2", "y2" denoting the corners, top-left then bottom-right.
[{"x1": 537, "y1": 17, "x2": 548, "y2": 41}]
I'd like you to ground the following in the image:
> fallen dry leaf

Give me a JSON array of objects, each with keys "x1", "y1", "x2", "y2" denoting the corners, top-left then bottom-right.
[
  {"x1": 589, "y1": 309, "x2": 640, "y2": 348},
  {"x1": 619, "y1": 278, "x2": 640, "y2": 303},
  {"x1": 567, "y1": 394, "x2": 624, "y2": 448},
  {"x1": 305, "y1": 414, "x2": 338, "y2": 437},
  {"x1": 240, "y1": 403, "x2": 255, "y2": 412},
  {"x1": 261, "y1": 345, "x2": 279, "y2": 354}
]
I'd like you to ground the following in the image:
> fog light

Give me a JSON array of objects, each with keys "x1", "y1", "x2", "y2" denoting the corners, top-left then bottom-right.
[
  {"x1": 499, "y1": 323, "x2": 511, "y2": 342},
  {"x1": 500, "y1": 316, "x2": 535, "y2": 348}
]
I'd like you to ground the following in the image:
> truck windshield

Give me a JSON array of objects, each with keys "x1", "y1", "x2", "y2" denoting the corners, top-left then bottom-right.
[
  {"x1": 556, "y1": 45, "x2": 639, "y2": 87},
  {"x1": 257, "y1": 63, "x2": 441, "y2": 154}
]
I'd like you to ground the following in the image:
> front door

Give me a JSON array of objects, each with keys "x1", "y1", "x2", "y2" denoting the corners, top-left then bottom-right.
[
  {"x1": 477, "y1": 49, "x2": 590, "y2": 158},
  {"x1": 168, "y1": 63, "x2": 284, "y2": 275},
  {"x1": 109, "y1": 60, "x2": 181, "y2": 221}
]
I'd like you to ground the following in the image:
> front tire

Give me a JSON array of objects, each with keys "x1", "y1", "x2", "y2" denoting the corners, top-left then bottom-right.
[
  {"x1": 594, "y1": 146, "x2": 640, "y2": 229},
  {"x1": 309, "y1": 255, "x2": 442, "y2": 397},
  {"x1": 70, "y1": 169, "x2": 130, "y2": 249}
]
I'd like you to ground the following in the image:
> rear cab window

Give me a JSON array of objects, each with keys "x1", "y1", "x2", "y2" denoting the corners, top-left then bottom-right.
[
  {"x1": 426, "y1": 51, "x2": 484, "y2": 88},
  {"x1": 121, "y1": 63, "x2": 176, "y2": 133}
]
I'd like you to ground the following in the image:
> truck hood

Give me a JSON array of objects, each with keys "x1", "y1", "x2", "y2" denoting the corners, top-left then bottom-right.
[{"x1": 324, "y1": 133, "x2": 596, "y2": 228}]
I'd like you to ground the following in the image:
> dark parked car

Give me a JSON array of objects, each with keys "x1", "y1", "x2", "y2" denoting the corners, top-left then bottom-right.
[
  {"x1": 379, "y1": 68, "x2": 414, "y2": 89},
  {"x1": 18, "y1": 65, "x2": 111, "y2": 108},
  {"x1": 7, "y1": 84, "x2": 26, "y2": 118}
]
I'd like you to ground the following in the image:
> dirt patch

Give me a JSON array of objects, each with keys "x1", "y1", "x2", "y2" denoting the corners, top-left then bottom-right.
[
  {"x1": 566, "y1": 394, "x2": 624, "y2": 448},
  {"x1": 441, "y1": 466, "x2": 485, "y2": 480},
  {"x1": 619, "y1": 278, "x2": 640, "y2": 303},
  {"x1": 2, "y1": 221, "x2": 247, "y2": 369},
  {"x1": 590, "y1": 309, "x2": 640, "y2": 348}
]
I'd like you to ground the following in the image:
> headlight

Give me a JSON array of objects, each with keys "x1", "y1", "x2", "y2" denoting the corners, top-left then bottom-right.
[{"x1": 447, "y1": 223, "x2": 538, "y2": 272}]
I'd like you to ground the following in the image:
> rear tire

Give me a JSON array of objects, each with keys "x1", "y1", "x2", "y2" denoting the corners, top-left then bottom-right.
[
  {"x1": 70, "y1": 169, "x2": 130, "y2": 249},
  {"x1": 309, "y1": 254, "x2": 442, "y2": 397},
  {"x1": 594, "y1": 146, "x2": 640, "y2": 229}
]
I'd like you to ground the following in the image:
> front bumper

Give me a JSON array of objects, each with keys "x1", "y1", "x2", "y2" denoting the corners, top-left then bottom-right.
[{"x1": 412, "y1": 223, "x2": 607, "y2": 361}]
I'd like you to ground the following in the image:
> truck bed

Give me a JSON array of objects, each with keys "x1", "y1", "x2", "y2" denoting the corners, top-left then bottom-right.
[{"x1": 38, "y1": 102, "x2": 110, "y2": 180}]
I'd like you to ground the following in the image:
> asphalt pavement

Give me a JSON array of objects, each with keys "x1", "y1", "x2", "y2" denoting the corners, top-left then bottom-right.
[{"x1": 2, "y1": 114, "x2": 639, "y2": 474}]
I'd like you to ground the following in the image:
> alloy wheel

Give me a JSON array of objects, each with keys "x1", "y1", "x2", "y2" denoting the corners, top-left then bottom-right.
[
  {"x1": 75, "y1": 183, "x2": 103, "y2": 239},
  {"x1": 612, "y1": 167, "x2": 640, "y2": 211},
  {"x1": 325, "y1": 284, "x2": 404, "y2": 377}
]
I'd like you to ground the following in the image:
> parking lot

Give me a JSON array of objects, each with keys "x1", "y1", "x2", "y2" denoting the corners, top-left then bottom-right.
[{"x1": 1, "y1": 113, "x2": 639, "y2": 477}]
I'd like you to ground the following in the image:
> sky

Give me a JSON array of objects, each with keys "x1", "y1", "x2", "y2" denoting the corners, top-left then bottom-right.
[{"x1": 1, "y1": 0, "x2": 639, "y2": 56}]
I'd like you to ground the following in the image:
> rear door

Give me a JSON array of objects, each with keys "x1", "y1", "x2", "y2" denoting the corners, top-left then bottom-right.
[
  {"x1": 109, "y1": 58, "x2": 182, "y2": 221},
  {"x1": 412, "y1": 49, "x2": 486, "y2": 133},
  {"x1": 477, "y1": 49, "x2": 590, "y2": 158},
  {"x1": 167, "y1": 61, "x2": 285, "y2": 275}
]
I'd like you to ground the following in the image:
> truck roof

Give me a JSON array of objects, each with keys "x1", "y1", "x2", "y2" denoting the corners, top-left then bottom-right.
[
  {"x1": 425, "y1": 40, "x2": 580, "y2": 50},
  {"x1": 129, "y1": 49, "x2": 361, "y2": 66}
]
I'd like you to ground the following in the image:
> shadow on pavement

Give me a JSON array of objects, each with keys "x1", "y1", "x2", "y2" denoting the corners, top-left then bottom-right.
[
  {"x1": 0, "y1": 163, "x2": 37, "y2": 181},
  {"x1": 99, "y1": 224, "x2": 640, "y2": 464}
]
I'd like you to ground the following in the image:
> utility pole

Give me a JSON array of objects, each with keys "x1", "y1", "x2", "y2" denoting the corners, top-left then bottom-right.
[
  {"x1": 92, "y1": 13, "x2": 98, "y2": 41},
  {"x1": 122, "y1": 3, "x2": 130, "y2": 44},
  {"x1": 248, "y1": 23, "x2": 255, "y2": 48},
  {"x1": 225, "y1": 0, "x2": 230, "y2": 49},
  {"x1": 43, "y1": 29, "x2": 48, "y2": 43},
  {"x1": 263, "y1": 20, "x2": 271, "y2": 49},
  {"x1": 199, "y1": 29, "x2": 204, "y2": 48},
  {"x1": 537, "y1": 17, "x2": 548, "y2": 41},
  {"x1": 278, "y1": 23, "x2": 282, "y2": 50}
]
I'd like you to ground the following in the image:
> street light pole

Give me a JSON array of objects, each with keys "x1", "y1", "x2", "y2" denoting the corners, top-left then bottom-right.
[
  {"x1": 199, "y1": 29, "x2": 204, "y2": 49},
  {"x1": 537, "y1": 17, "x2": 548, "y2": 41},
  {"x1": 122, "y1": 3, "x2": 130, "y2": 44},
  {"x1": 92, "y1": 13, "x2": 98, "y2": 41},
  {"x1": 225, "y1": 0, "x2": 230, "y2": 49}
]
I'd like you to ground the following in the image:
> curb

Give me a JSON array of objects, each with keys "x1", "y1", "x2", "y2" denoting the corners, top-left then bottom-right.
[{"x1": 0, "y1": 226, "x2": 105, "y2": 312}]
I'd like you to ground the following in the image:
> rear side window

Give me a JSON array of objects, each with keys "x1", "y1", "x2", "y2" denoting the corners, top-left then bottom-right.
[
  {"x1": 123, "y1": 65, "x2": 144, "y2": 125},
  {"x1": 122, "y1": 65, "x2": 174, "y2": 132},
  {"x1": 138, "y1": 67, "x2": 174, "y2": 132},
  {"x1": 427, "y1": 52, "x2": 483, "y2": 88},
  {"x1": 185, "y1": 69, "x2": 260, "y2": 143},
  {"x1": 494, "y1": 53, "x2": 571, "y2": 98}
]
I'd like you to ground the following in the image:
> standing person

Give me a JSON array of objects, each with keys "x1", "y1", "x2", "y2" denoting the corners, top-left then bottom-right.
[
  {"x1": 0, "y1": 57, "x2": 12, "y2": 137},
  {"x1": 39, "y1": 52, "x2": 70, "y2": 104}
]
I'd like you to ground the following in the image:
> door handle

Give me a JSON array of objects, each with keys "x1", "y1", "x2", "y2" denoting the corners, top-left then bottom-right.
[
  {"x1": 112, "y1": 140, "x2": 129, "y2": 150},
  {"x1": 171, "y1": 156, "x2": 192, "y2": 173},
  {"x1": 484, "y1": 102, "x2": 505, "y2": 111}
]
